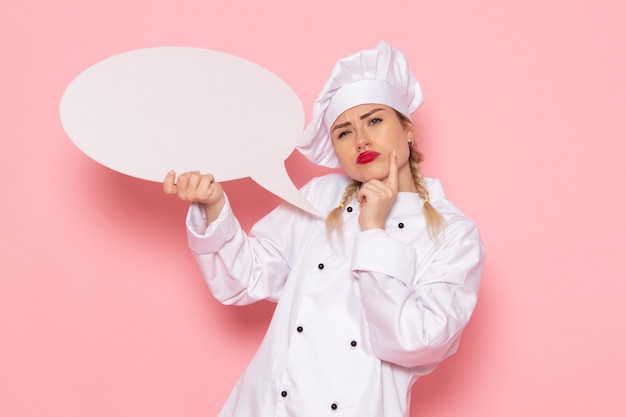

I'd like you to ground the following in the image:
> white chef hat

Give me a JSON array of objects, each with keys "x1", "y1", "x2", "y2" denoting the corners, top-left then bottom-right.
[{"x1": 295, "y1": 40, "x2": 424, "y2": 168}]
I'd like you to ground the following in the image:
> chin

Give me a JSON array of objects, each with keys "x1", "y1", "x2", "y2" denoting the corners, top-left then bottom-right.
[{"x1": 353, "y1": 169, "x2": 388, "y2": 184}]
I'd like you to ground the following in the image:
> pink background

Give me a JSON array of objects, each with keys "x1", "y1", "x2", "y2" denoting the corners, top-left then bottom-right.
[{"x1": 2, "y1": 0, "x2": 625, "y2": 416}]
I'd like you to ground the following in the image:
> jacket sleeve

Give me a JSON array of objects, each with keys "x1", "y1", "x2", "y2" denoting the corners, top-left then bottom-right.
[
  {"x1": 186, "y1": 194, "x2": 313, "y2": 306},
  {"x1": 351, "y1": 218, "x2": 485, "y2": 368}
]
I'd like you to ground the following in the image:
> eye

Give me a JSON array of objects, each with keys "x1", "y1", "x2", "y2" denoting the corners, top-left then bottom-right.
[
  {"x1": 369, "y1": 117, "x2": 382, "y2": 126},
  {"x1": 336, "y1": 130, "x2": 351, "y2": 139}
]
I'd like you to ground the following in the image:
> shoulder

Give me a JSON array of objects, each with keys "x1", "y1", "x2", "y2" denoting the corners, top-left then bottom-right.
[
  {"x1": 425, "y1": 177, "x2": 480, "y2": 233},
  {"x1": 299, "y1": 173, "x2": 352, "y2": 213},
  {"x1": 301, "y1": 173, "x2": 352, "y2": 192}
]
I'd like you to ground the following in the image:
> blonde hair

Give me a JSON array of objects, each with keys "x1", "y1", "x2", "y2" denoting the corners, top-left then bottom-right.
[{"x1": 325, "y1": 112, "x2": 445, "y2": 240}]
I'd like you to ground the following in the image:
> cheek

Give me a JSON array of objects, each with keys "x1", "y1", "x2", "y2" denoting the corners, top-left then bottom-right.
[
  {"x1": 332, "y1": 141, "x2": 352, "y2": 162},
  {"x1": 393, "y1": 137, "x2": 412, "y2": 163}
]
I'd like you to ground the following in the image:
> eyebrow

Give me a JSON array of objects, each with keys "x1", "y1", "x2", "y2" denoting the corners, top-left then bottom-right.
[{"x1": 331, "y1": 108, "x2": 385, "y2": 133}]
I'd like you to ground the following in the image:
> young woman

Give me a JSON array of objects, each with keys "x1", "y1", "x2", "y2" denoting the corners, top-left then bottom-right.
[{"x1": 163, "y1": 41, "x2": 484, "y2": 417}]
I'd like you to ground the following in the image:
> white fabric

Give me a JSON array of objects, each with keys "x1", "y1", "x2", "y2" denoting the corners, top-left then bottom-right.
[
  {"x1": 295, "y1": 41, "x2": 424, "y2": 168},
  {"x1": 186, "y1": 174, "x2": 484, "y2": 417},
  {"x1": 323, "y1": 79, "x2": 408, "y2": 130}
]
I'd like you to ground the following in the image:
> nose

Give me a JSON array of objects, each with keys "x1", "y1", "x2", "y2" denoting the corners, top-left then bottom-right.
[{"x1": 355, "y1": 129, "x2": 371, "y2": 151}]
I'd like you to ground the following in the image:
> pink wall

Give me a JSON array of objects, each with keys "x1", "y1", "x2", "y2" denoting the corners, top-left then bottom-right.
[{"x1": 2, "y1": 0, "x2": 625, "y2": 416}]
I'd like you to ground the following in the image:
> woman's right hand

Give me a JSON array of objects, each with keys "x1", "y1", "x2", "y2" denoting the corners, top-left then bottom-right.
[{"x1": 163, "y1": 170, "x2": 225, "y2": 223}]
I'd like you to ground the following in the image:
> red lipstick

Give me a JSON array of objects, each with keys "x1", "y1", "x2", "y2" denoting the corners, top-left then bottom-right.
[{"x1": 356, "y1": 151, "x2": 381, "y2": 164}]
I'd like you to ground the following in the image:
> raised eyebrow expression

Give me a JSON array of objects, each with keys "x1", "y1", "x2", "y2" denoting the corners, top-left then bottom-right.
[{"x1": 331, "y1": 108, "x2": 385, "y2": 135}]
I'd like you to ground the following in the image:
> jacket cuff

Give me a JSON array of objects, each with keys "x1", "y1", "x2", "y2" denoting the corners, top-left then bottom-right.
[
  {"x1": 186, "y1": 196, "x2": 239, "y2": 254},
  {"x1": 351, "y1": 229, "x2": 417, "y2": 286}
]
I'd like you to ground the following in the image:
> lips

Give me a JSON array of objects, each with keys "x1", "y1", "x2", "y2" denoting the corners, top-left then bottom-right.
[{"x1": 356, "y1": 151, "x2": 381, "y2": 164}]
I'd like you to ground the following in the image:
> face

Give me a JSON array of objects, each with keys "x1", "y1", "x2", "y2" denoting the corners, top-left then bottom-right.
[{"x1": 330, "y1": 104, "x2": 415, "y2": 191}]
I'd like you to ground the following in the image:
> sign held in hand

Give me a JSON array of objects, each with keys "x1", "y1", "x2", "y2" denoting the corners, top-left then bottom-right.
[{"x1": 60, "y1": 46, "x2": 321, "y2": 217}]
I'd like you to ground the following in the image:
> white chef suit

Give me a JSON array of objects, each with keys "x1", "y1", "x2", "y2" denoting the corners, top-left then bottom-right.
[{"x1": 186, "y1": 173, "x2": 485, "y2": 417}]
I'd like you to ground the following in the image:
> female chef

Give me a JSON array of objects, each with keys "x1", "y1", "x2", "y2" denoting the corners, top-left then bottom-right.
[{"x1": 163, "y1": 41, "x2": 485, "y2": 417}]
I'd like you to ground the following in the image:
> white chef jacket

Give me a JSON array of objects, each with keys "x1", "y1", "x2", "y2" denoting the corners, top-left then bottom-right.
[{"x1": 186, "y1": 173, "x2": 484, "y2": 417}]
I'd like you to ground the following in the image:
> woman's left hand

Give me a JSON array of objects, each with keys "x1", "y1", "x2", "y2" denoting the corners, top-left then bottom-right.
[{"x1": 357, "y1": 151, "x2": 399, "y2": 230}]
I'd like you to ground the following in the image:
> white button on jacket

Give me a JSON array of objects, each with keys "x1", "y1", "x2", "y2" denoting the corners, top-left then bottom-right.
[{"x1": 186, "y1": 173, "x2": 485, "y2": 417}]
